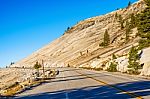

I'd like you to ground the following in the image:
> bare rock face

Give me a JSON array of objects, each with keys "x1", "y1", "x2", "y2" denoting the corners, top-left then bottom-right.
[
  {"x1": 116, "y1": 56, "x2": 128, "y2": 73},
  {"x1": 140, "y1": 47, "x2": 150, "y2": 76},
  {"x1": 90, "y1": 60, "x2": 101, "y2": 68},
  {"x1": 11, "y1": 0, "x2": 146, "y2": 69}
]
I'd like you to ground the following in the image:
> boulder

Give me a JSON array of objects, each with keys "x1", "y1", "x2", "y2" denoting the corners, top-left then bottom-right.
[
  {"x1": 90, "y1": 60, "x2": 101, "y2": 68},
  {"x1": 140, "y1": 62, "x2": 150, "y2": 76},
  {"x1": 140, "y1": 47, "x2": 150, "y2": 76},
  {"x1": 115, "y1": 56, "x2": 128, "y2": 72}
]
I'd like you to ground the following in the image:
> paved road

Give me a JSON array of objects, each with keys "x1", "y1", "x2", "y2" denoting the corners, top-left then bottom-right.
[{"x1": 14, "y1": 68, "x2": 150, "y2": 99}]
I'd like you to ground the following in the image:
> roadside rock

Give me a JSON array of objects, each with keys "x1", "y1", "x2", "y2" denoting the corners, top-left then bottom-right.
[
  {"x1": 140, "y1": 47, "x2": 150, "y2": 76},
  {"x1": 90, "y1": 59, "x2": 102, "y2": 68},
  {"x1": 115, "y1": 56, "x2": 128, "y2": 73}
]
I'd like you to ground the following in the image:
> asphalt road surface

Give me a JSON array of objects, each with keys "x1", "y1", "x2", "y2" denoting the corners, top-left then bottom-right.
[{"x1": 14, "y1": 68, "x2": 150, "y2": 99}]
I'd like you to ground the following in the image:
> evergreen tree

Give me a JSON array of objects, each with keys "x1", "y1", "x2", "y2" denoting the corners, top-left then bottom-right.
[
  {"x1": 137, "y1": 0, "x2": 150, "y2": 49},
  {"x1": 34, "y1": 62, "x2": 42, "y2": 77},
  {"x1": 34, "y1": 62, "x2": 42, "y2": 69},
  {"x1": 99, "y1": 30, "x2": 110, "y2": 47},
  {"x1": 112, "y1": 54, "x2": 117, "y2": 59},
  {"x1": 128, "y1": 1, "x2": 131, "y2": 8},
  {"x1": 130, "y1": 13, "x2": 136, "y2": 28},
  {"x1": 125, "y1": 20, "x2": 131, "y2": 42},
  {"x1": 10, "y1": 62, "x2": 15, "y2": 65},
  {"x1": 145, "y1": 0, "x2": 150, "y2": 6},
  {"x1": 128, "y1": 46, "x2": 140, "y2": 73},
  {"x1": 67, "y1": 27, "x2": 70, "y2": 31},
  {"x1": 118, "y1": 15, "x2": 124, "y2": 29},
  {"x1": 64, "y1": 27, "x2": 71, "y2": 33},
  {"x1": 104, "y1": 30, "x2": 110, "y2": 46},
  {"x1": 115, "y1": 12, "x2": 118, "y2": 19}
]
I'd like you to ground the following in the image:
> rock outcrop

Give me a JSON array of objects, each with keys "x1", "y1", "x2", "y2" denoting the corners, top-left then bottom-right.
[
  {"x1": 116, "y1": 56, "x2": 129, "y2": 73},
  {"x1": 10, "y1": 0, "x2": 149, "y2": 76},
  {"x1": 11, "y1": 0, "x2": 146, "y2": 68},
  {"x1": 140, "y1": 47, "x2": 150, "y2": 76}
]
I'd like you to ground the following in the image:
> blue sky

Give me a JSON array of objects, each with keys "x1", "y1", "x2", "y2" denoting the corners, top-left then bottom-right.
[{"x1": 0, "y1": 0, "x2": 138, "y2": 67}]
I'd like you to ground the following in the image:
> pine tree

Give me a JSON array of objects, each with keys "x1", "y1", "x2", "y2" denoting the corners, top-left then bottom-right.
[
  {"x1": 34, "y1": 62, "x2": 42, "y2": 77},
  {"x1": 118, "y1": 15, "x2": 124, "y2": 29},
  {"x1": 64, "y1": 27, "x2": 71, "y2": 33},
  {"x1": 128, "y1": 1, "x2": 131, "y2": 8},
  {"x1": 104, "y1": 30, "x2": 110, "y2": 46},
  {"x1": 145, "y1": 0, "x2": 150, "y2": 6},
  {"x1": 112, "y1": 54, "x2": 117, "y2": 59},
  {"x1": 137, "y1": 0, "x2": 150, "y2": 49},
  {"x1": 67, "y1": 27, "x2": 70, "y2": 31},
  {"x1": 128, "y1": 46, "x2": 140, "y2": 74},
  {"x1": 99, "y1": 30, "x2": 110, "y2": 47},
  {"x1": 10, "y1": 62, "x2": 15, "y2": 65},
  {"x1": 34, "y1": 62, "x2": 41, "y2": 69},
  {"x1": 115, "y1": 12, "x2": 118, "y2": 19},
  {"x1": 125, "y1": 20, "x2": 131, "y2": 42},
  {"x1": 130, "y1": 13, "x2": 136, "y2": 28}
]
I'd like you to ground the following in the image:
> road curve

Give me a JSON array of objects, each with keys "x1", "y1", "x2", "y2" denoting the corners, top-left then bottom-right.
[{"x1": 14, "y1": 68, "x2": 150, "y2": 99}]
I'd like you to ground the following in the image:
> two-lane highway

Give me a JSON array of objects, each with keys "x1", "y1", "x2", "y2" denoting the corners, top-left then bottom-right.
[{"x1": 14, "y1": 68, "x2": 150, "y2": 99}]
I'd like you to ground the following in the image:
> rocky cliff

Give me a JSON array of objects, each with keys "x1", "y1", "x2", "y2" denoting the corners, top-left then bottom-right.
[{"x1": 11, "y1": 0, "x2": 149, "y2": 75}]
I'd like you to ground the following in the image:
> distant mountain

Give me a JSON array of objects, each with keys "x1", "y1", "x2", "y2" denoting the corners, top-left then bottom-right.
[{"x1": 11, "y1": 0, "x2": 147, "y2": 69}]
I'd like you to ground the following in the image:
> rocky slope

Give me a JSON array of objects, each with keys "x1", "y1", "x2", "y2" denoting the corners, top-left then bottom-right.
[{"x1": 11, "y1": 0, "x2": 150, "y2": 76}]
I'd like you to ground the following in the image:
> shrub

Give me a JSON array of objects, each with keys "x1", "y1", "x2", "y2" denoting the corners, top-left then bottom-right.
[
  {"x1": 112, "y1": 54, "x2": 117, "y2": 59},
  {"x1": 99, "y1": 42, "x2": 105, "y2": 46},
  {"x1": 127, "y1": 69, "x2": 140, "y2": 75},
  {"x1": 107, "y1": 62, "x2": 117, "y2": 72}
]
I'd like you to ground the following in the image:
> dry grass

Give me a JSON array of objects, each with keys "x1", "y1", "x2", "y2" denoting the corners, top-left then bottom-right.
[
  {"x1": 2, "y1": 84, "x2": 22, "y2": 96},
  {"x1": 1, "y1": 79, "x2": 44, "y2": 96}
]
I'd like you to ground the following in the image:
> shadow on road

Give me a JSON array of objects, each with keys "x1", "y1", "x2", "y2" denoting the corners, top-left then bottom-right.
[
  {"x1": 58, "y1": 68, "x2": 81, "y2": 73},
  {"x1": 13, "y1": 80, "x2": 150, "y2": 99}
]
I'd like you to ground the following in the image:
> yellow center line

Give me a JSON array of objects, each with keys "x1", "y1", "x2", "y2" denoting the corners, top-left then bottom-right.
[{"x1": 75, "y1": 70, "x2": 143, "y2": 99}]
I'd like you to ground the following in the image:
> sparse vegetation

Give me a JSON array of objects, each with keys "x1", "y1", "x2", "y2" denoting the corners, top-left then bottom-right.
[
  {"x1": 63, "y1": 26, "x2": 72, "y2": 35},
  {"x1": 1, "y1": 79, "x2": 44, "y2": 96},
  {"x1": 2, "y1": 82, "x2": 22, "y2": 96},
  {"x1": 10, "y1": 62, "x2": 15, "y2": 65},
  {"x1": 107, "y1": 62, "x2": 117, "y2": 72}
]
